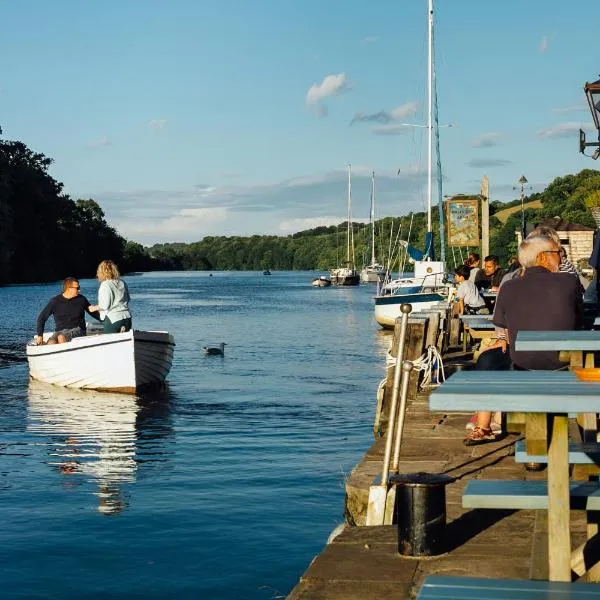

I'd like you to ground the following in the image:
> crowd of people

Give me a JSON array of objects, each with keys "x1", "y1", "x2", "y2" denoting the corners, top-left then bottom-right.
[
  {"x1": 455, "y1": 227, "x2": 585, "y2": 446},
  {"x1": 35, "y1": 260, "x2": 132, "y2": 345}
]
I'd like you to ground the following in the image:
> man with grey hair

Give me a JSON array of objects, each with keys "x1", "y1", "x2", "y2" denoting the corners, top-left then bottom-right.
[
  {"x1": 464, "y1": 236, "x2": 582, "y2": 445},
  {"x1": 493, "y1": 235, "x2": 582, "y2": 371}
]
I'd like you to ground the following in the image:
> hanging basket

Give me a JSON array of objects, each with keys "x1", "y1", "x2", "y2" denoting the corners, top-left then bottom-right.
[{"x1": 590, "y1": 207, "x2": 600, "y2": 228}]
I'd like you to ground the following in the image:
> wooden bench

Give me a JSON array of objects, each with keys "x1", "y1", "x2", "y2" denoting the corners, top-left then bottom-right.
[
  {"x1": 417, "y1": 575, "x2": 599, "y2": 598},
  {"x1": 515, "y1": 440, "x2": 600, "y2": 465},
  {"x1": 462, "y1": 480, "x2": 600, "y2": 510}
]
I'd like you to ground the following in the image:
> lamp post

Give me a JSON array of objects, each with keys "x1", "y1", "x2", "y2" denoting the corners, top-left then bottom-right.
[
  {"x1": 515, "y1": 175, "x2": 530, "y2": 239},
  {"x1": 580, "y1": 77, "x2": 600, "y2": 159}
]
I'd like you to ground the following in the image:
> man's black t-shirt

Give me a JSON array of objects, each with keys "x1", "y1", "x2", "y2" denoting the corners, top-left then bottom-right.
[
  {"x1": 492, "y1": 267, "x2": 582, "y2": 370},
  {"x1": 36, "y1": 294, "x2": 96, "y2": 336}
]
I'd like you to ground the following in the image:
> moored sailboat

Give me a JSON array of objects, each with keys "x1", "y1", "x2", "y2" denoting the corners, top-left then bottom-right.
[
  {"x1": 330, "y1": 164, "x2": 360, "y2": 286},
  {"x1": 373, "y1": 0, "x2": 449, "y2": 328},
  {"x1": 360, "y1": 171, "x2": 386, "y2": 283}
]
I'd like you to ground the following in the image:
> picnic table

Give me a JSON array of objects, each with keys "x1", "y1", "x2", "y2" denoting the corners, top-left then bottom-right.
[
  {"x1": 515, "y1": 330, "x2": 600, "y2": 442},
  {"x1": 430, "y1": 370, "x2": 600, "y2": 582},
  {"x1": 458, "y1": 314, "x2": 496, "y2": 352}
]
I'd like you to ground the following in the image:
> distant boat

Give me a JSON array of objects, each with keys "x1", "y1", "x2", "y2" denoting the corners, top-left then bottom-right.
[
  {"x1": 330, "y1": 164, "x2": 360, "y2": 286},
  {"x1": 312, "y1": 275, "x2": 332, "y2": 287},
  {"x1": 26, "y1": 329, "x2": 175, "y2": 393},
  {"x1": 360, "y1": 171, "x2": 386, "y2": 283},
  {"x1": 263, "y1": 269, "x2": 271, "y2": 275}
]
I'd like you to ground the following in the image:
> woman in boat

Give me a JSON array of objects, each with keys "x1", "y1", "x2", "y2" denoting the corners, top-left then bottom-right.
[{"x1": 89, "y1": 260, "x2": 132, "y2": 334}]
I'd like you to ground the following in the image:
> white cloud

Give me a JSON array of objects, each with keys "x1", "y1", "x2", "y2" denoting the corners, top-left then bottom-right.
[
  {"x1": 390, "y1": 102, "x2": 419, "y2": 120},
  {"x1": 86, "y1": 136, "x2": 111, "y2": 148},
  {"x1": 539, "y1": 35, "x2": 549, "y2": 53},
  {"x1": 537, "y1": 122, "x2": 595, "y2": 139},
  {"x1": 149, "y1": 119, "x2": 168, "y2": 130},
  {"x1": 87, "y1": 165, "x2": 433, "y2": 244},
  {"x1": 361, "y1": 36, "x2": 380, "y2": 45},
  {"x1": 471, "y1": 133, "x2": 505, "y2": 148},
  {"x1": 370, "y1": 124, "x2": 414, "y2": 136},
  {"x1": 351, "y1": 101, "x2": 419, "y2": 125},
  {"x1": 305, "y1": 73, "x2": 352, "y2": 106}
]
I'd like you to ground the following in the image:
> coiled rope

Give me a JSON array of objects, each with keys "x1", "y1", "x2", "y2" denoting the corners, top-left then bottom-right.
[{"x1": 385, "y1": 345, "x2": 446, "y2": 390}]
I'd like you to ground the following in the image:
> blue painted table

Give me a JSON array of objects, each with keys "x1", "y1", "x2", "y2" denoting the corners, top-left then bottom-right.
[{"x1": 431, "y1": 370, "x2": 600, "y2": 582}]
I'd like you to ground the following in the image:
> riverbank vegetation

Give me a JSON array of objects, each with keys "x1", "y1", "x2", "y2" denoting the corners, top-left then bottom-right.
[{"x1": 1, "y1": 129, "x2": 599, "y2": 283}]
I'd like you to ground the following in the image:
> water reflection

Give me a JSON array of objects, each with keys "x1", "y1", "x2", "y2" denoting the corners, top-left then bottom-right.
[{"x1": 27, "y1": 381, "x2": 174, "y2": 515}]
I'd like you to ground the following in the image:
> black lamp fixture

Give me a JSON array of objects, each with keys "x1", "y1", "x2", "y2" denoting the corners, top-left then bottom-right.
[{"x1": 580, "y1": 77, "x2": 600, "y2": 160}]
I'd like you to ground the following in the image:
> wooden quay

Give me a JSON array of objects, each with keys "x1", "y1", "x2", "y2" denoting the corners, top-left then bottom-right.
[{"x1": 288, "y1": 309, "x2": 600, "y2": 599}]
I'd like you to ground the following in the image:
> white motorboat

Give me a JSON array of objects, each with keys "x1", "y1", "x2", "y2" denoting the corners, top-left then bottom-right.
[
  {"x1": 312, "y1": 275, "x2": 332, "y2": 287},
  {"x1": 26, "y1": 329, "x2": 175, "y2": 393}
]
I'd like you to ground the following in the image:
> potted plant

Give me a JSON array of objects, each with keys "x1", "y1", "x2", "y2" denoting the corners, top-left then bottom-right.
[{"x1": 584, "y1": 190, "x2": 600, "y2": 227}]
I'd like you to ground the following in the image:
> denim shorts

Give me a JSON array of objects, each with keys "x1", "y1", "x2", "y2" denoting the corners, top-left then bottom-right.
[{"x1": 48, "y1": 327, "x2": 85, "y2": 342}]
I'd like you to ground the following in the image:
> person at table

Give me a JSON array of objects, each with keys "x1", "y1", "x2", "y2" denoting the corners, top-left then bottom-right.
[
  {"x1": 466, "y1": 252, "x2": 482, "y2": 282},
  {"x1": 474, "y1": 255, "x2": 506, "y2": 292},
  {"x1": 464, "y1": 236, "x2": 582, "y2": 445},
  {"x1": 453, "y1": 265, "x2": 486, "y2": 315},
  {"x1": 88, "y1": 260, "x2": 132, "y2": 334},
  {"x1": 34, "y1": 277, "x2": 101, "y2": 345}
]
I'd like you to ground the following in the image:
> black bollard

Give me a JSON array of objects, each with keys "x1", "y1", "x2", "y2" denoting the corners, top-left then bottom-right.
[{"x1": 390, "y1": 472, "x2": 454, "y2": 556}]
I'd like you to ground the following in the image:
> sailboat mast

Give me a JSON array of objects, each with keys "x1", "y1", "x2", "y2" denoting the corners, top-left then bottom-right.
[
  {"x1": 427, "y1": 0, "x2": 433, "y2": 233},
  {"x1": 347, "y1": 164, "x2": 352, "y2": 265},
  {"x1": 371, "y1": 171, "x2": 376, "y2": 265}
]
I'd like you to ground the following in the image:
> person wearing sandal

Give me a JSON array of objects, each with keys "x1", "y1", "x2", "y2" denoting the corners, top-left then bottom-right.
[{"x1": 463, "y1": 234, "x2": 582, "y2": 447}]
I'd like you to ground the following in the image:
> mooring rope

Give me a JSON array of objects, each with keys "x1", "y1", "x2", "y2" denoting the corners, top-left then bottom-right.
[{"x1": 385, "y1": 345, "x2": 446, "y2": 389}]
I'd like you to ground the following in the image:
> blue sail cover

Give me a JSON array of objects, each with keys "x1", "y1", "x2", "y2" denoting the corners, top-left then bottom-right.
[{"x1": 405, "y1": 231, "x2": 435, "y2": 262}]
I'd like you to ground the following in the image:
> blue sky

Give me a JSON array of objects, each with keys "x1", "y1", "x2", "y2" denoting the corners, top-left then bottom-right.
[{"x1": 1, "y1": 0, "x2": 599, "y2": 244}]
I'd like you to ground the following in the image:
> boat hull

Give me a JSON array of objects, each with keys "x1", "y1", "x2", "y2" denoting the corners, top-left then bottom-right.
[
  {"x1": 26, "y1": 330, "x2": 175, "y2": 393},
  {"x1": 330, "y1": 268, "x2": 360, "y2": 286},
  {"x1": 373, "y1": 292, "x2": 446, "y2": 329},
  {"x1": 360, "y1": 266, "x2": 386, "y2": 283},
  {"x1": 312, "y1": 277, "x2": 332, "y2": 287}
]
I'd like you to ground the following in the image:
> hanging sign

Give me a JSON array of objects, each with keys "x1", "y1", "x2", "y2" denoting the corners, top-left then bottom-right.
[{"x1": 446, "y1": 198, "x2": 480, "y2": 246}]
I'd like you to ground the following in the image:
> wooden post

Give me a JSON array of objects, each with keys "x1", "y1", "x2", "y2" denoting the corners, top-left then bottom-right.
[
  {"x1": 547, "y1": 414, "x2": 571, "y2": 582},
  {"x1": 480, "y1": 176, "x2": 490, "y2": 258}
]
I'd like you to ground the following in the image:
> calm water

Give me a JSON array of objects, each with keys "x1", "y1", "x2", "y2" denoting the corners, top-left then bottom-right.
[{"x1": 0, "y1": 272, "x2": 390, "y2": 599}]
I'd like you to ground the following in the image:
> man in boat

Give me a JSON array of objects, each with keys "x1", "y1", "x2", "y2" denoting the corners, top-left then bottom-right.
[{"x1": 34, "y1": 277, "x2": 101, "y2": 345}]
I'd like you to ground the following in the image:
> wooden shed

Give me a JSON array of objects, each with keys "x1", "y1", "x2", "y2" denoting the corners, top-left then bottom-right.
[{"x1": 516, "y1": 217, "x2": 595, "y2": 264}]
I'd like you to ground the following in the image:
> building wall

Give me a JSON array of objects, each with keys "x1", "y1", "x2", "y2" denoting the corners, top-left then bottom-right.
[{"x1": 515, "y1": 230, "x2": 594, "y2": 265}]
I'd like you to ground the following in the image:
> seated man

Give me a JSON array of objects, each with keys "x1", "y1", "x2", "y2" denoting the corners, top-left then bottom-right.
[
  {"x1": 464, "y1": 236, "x2": 582, "y2": 445},
  {"x1": 474, "y1": 255, "x2": 506, "y2": 292},
  {"x1": 35, "y1": 277, "x2": 101, "y2": 345}
]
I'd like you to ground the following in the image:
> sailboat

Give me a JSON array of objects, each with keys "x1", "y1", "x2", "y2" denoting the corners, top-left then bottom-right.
[
  {"x1": 373, "y1": 0, "x2": 448, "y2": 328},
  {"x1": 330, "y1": 164, "x2": 360, "y2": 286},
  {"x1": 360, "y1": 171, "x2": 387, "y2": 283}
]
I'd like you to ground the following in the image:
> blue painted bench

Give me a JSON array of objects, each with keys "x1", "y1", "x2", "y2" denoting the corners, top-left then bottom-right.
[
  {"x1": 462, "y1": 480, "x2": 600, "y2": 510},
  {"x1": 417, "y1": 575, "x2": 599, "y2": 598},
  {"x1": 515, "y1": 440, "x2": 600, "y2": 465}
]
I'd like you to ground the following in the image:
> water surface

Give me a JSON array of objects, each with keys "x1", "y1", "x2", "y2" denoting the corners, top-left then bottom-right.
[{"x1": 0, "y1": 272, "x2": 390, "y2": 599}]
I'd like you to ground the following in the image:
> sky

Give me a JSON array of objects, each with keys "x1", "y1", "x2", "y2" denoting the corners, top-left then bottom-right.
[{"x1": 1, "y1": 0, "x2": 599, "y2": 245}]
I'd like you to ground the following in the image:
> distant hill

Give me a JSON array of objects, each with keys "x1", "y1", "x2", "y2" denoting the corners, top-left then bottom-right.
[{"x1": 494, "y1": 199, "x2": 543, "y2": 224}]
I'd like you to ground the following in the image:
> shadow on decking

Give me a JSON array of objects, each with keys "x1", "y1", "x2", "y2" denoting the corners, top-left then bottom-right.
[{"x1": 443, "y1": 508, "x2": 516, "y2": 552}]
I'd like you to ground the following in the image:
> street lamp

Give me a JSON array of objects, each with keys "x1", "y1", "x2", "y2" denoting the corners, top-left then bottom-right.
[
  {"x1": 513, "y1": 175, "x2": 533, "y2": 239},
  {"x1": 580, "y1": 77, "x2": 600, "y2": 159}
]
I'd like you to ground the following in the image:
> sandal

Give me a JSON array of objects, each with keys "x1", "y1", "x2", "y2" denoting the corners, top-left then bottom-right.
[
  {"x1": 466, "y1": 415, "x2": 502, "y2": 434},
  {"x1": 464, "y1": 426, "x2": 498, "y2": 446}
]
